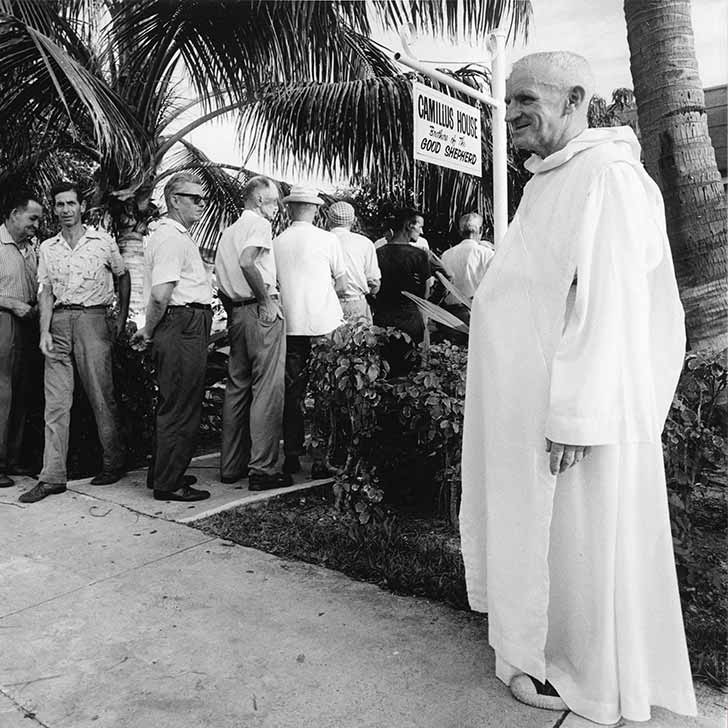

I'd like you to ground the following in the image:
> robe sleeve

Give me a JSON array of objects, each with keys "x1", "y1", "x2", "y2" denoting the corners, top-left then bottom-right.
[{"x1": 544, "y1": 161, "x2": 685, "y2": 446}]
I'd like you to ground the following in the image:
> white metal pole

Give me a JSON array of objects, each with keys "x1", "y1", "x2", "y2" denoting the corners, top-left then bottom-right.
[
  {"x1": 394, "y1": 53, "x2": 501, "y2": 109},
  {"x1": 489, "y1": 29, "x2": 508, "y2": 248}
]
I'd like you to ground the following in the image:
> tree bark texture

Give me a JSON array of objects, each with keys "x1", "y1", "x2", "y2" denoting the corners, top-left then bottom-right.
[{"x1": 624, "y1": 0, "x2": 727, "y2": 352}]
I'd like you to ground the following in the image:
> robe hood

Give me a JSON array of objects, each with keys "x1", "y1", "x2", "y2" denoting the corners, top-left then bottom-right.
[{"x1": 525, "y1": 126, "x2": 641, "y2": 175}]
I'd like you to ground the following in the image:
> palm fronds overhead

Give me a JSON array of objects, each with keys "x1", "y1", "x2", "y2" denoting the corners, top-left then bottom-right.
[{"x1": 0, "y1": 15, "x2": 149, "y2": 181}]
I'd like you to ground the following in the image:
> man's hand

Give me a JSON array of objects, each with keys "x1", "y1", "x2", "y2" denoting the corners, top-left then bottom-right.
[
  {"x1": 39, "y1": 331, "x2": 59, "y2": 359},
  {"x1": 130, "y1": 327, "x2": 152, "y2": 351},
  {"x1": 257, "y1": 299, "x2": 281, "y2": 324},
  {"x1": 12, "y1": 300, "x2": 33, "y2": 319},
  {"x1": 114, "y1": 317, "x2": 126, "y2": 339},
  {"x1": 545, "y1": 438, "x2": 591, "y2": 475}
]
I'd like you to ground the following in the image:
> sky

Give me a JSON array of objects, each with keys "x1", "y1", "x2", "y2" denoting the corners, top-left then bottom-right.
[{"x1": 185, "y1": 0, "x2": 727, "y2": 184}]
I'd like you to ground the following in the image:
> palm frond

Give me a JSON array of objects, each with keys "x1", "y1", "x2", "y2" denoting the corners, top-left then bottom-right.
[
  {"x1": 0, "y1": 16, "x2": 148, "y2": 181},
  {"x1": 369, "y1": 0, "x2": 531, "y2": 43},
  {"x1": 436, "y1": 272, "x2": 472, "y2": 309},
  {"x1": 401, "y1": 292, "x2": 469, "y2": 333}
]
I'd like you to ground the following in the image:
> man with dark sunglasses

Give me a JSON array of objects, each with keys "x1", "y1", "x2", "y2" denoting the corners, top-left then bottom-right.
[{"x1": 131, "y1": 173, "x2": 213, "y2": 502}]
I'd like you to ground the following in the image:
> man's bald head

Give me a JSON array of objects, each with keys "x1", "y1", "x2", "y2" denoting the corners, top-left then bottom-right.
[
  {"x1": 511, "y1": 52, "x2": 595, "y2": 101},
  {"x1": 505, "y1": 51, "x2": 593, "y2": 158}
]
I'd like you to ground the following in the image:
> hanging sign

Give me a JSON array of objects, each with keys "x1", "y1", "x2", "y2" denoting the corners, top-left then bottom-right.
[{"x1": 412, "y1": 81, "x2": 482, "y2": 177}]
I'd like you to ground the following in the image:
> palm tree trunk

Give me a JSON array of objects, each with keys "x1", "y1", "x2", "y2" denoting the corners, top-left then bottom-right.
[{"x1": 624, "y1": 0, "x2": 727, "y2": 353}]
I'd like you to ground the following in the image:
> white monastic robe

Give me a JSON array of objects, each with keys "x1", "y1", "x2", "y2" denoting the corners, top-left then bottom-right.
[{"x1": 459, "y1": 127, "x2": 697, "y2": 725}]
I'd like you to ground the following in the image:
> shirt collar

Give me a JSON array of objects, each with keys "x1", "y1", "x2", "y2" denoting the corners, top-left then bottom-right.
[
  {"x1": 159, "y1": 216, "x2": 190, "y2": 234},
  {"x1": 50, "y1": 225, "x2": 102, "y2": 246},
  {"x1": 0, "y1": 224, "x2": 15, "y2": 245}
]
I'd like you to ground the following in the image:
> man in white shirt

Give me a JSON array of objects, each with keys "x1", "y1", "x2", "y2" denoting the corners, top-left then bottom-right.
[
  {"x1": 326, "y1": 201, "x2": 380, "y2": 324},
  {"x1": 273, "y1": 185, "x2": 346, "y2": 478},
  {"x1": 215, "y1": 176, "x2": 292, "y2": 491},
  {"x1": 441, "y1": 212, "x2": 494, "y2": 325},
  {"x1": 131, "y1": 173, "x2": 213, "y2": 502}
]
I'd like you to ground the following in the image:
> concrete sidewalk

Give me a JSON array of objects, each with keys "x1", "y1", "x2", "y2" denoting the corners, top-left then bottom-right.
[{"x1": 1, "y1": 460, "x2": 726, "y2": 728}]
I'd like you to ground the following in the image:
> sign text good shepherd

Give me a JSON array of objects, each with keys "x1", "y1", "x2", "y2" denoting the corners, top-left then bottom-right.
[{"x1": 412, "y1": 81, "x2": 482, "y2": 177}]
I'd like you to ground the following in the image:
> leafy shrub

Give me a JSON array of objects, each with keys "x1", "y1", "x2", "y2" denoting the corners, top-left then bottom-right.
[
  {"x1": 307, "y1": 321, "x2": 467, "y2": 524},
  {"x1": 663, "y1": 350, "x2": 727, "y2": 685}
]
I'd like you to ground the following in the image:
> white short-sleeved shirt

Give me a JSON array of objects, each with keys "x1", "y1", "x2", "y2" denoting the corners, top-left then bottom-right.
[
  {"x1": 215, "y1": 210, "x2": 276, "y2": 301},
  {"x1": 330, "y1": 227, "x2": 381, "y2": 299},
  {"x1": 441, "y1": 238, "x2": 494, "y2": 302},
  {"x1": 144, "y1": 217, "x2": 213, "y2": 306},
  {"x1": 38, "y1": 226, "x2": 126, "y2": 306},
  {"x1": 273, "y1": 221, "x2": 345, "y2": 336}
]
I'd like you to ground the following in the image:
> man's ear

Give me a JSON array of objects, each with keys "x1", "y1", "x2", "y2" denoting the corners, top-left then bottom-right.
[{"x1": 566, "y1": 85, "x2": 587, "y2": 113}]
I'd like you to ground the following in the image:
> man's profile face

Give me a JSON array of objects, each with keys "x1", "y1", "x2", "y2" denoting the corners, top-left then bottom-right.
[
  {"x1": 172, "y1": 182, "x2": 207, "y2": 227},
  {"x1": 257, "y1": 186, "x2": 280, "y2": 221},
  {"x1": 54, "y1": 190, "x2": 85, "y2": 229},
  {"x1": 408, "y1": 216, "x2": 424, "y2": 242},
  {"x1": 505, "y1": 67, "x2": 571, "y2": 158},
  {"x1": 9, "y1": 201, "x2": 43, "y2": 241}
]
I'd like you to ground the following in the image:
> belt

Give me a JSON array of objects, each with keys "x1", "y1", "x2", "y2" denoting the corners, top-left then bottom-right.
[
  {"x1": 231, "y1": 295, "x2": 279, "y2": 308},
  {"x1": 168, "y1": 303, "x2": 212, "y2": 310},
  {"x1": 55, "y1": 304, "x2": 107, "y2": 311}
]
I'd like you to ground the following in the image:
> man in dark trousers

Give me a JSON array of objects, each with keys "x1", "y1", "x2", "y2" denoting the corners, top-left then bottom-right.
[
  {"x1": 0, "y1": 190, "x2": 43, "y2": 487},
  {"x1": 132, "y1": 173, "x2": 213, "y2": 502}
]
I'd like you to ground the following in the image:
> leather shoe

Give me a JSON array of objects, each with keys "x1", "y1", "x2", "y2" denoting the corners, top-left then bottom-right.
[
  {"x1": 0, "y1": 474, "x2": 14, "y2": 488},
  {"x1": 310, "y1": 462, "x2": 335, "y2": 479},
  {"x1": 153, "y1": 486, "x2": 210, "y2": 502},
  {"x1": 90, "y1": 470, "x2": 125, "y2": 486},
  {"x1": 19, "y1": 482, "x2": 67, "y2": 503},
  {"x1": 282, "y1": 455, "x2": 301, "y2": 474},
  {"x1": 248, "y1": 472, "x2": 293, "y2": 491},
  {"x1": 220, "y1": 469, "x2": 248, "y2": 484}
]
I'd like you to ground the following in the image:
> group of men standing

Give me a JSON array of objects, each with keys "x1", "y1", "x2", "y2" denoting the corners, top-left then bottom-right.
[
  {"x1": 1, "y1": 182, "x2": 130, "y2": 503},
  {"x1": 2, "y1": 170, "x2": 483, "y2": 506}
]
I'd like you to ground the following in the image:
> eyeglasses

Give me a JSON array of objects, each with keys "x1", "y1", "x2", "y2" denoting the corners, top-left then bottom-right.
[{"x1": 174, "y1": 192, "x2": 208, "y2": 206}]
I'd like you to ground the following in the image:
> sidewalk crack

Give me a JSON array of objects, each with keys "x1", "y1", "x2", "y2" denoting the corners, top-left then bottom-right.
[
  {"x1": 0, "y1": 537, "x2": 217, "y2": 621},
  {"x1": 0, "y1": 687, "x2": 53, "y2": 727},
  {"x1": 552, "y1": 711, "x2": 570, "y2": 728}
]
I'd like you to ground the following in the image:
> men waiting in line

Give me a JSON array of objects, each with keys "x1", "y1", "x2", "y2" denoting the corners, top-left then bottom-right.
[
  {"x1": 326, "y1": 201, "x2": 380, "y2": 324},
  {"x1": 215, "y1": 176, "x2": 292, "y2": 491},
  {"x1": 440, "y1": 212, "x2": 494, "y2": 326},
  {"x1": 273, "y1": 185, "x2": 346, "y2": 479},
  {"x1": 0, "y1": 191, "x2": 43, "y2": 488},
  {"x1": 131, "y1": 173, "x2": 213, "y2": 502},
  {"x1": 19, "y1": 182, "x2": 129, "y2": 503}
]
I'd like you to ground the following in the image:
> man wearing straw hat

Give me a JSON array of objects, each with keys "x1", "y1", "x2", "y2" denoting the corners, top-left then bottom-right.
[
  {"x1": 273, "y1": 185, "x2": 347, "y2": 478},
  {"x1": 326, "y1": 201, "x2": 380, "y2": 324}
]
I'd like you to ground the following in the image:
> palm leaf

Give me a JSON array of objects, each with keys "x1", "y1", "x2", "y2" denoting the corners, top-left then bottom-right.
[
  {"x1": 401, "y1": 291, "x2": 469, "y2": 333},
  {"x1": 436, "y1": 272, "x2": 472, "y2": 309},
  {"x1": 0, "y1": 16, "x2": 148, "y2": 180}
]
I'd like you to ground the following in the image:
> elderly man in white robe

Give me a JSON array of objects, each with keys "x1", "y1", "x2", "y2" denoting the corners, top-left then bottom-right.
[{"x1": 459, "y1": 51, "x2": 697, "y2": 725}]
